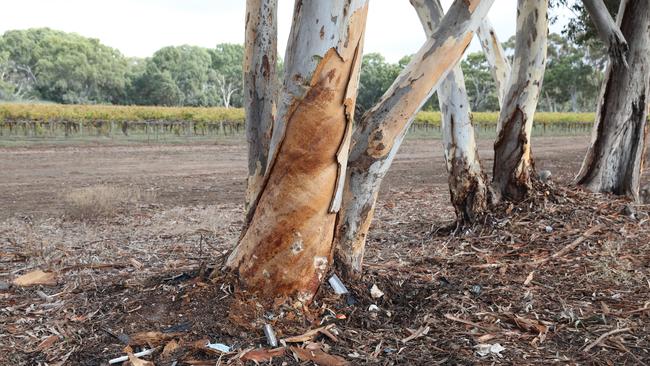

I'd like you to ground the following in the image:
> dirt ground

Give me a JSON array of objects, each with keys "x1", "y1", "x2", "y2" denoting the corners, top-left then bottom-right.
[{"x1": 1, "y1": 136, "x2": 649, "y2": 365}]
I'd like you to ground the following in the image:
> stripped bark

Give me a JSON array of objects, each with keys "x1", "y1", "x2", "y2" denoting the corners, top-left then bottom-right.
[
  {"x1": 576, "y1": 0, "x2": 650, "y2": 201},
  {"x1": 226, "y1": 0, "x2": 368, "y2": 303},
  {"x1": 476, "y1": 18, "x2": 511, "y2": 108},
  {"x1": 412, "y1": 0, "x2": 489, "y2": 223},
  {"x1": 244, "y1": 0, "x2": 278, "y2": 216},
  {"x1": 335, "y1": 0, "x2": 494, "y2": 277},
  {"x1": 492, "y1": 0, "x2": 548, "y2": 202},
  {"x1": 583, "y1": 0, "x2": 628, "y2": 65}
]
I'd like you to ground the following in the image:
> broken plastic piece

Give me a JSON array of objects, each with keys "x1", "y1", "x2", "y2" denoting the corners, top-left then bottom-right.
[
  {"x1": 206, "y1": 342, "x2": 231, "y2": 353},
  {"x1": 328, "y1": 274, "x2": 348, "y2": 295},
  {"x1": 108, "y1": 348, "x2": 155, "y2": 364},
  {"x1": 263, "y1": 324, "x2": 278, "y2": 347}
]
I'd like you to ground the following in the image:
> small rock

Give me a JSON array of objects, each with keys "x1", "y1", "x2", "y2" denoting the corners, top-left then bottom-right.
[
  {"x1": 475, "y1": 343, "x2": 505, "y2": 357},
  {"x1": 370, "y1": 284, "x2": 384, "y2": 299},
  {"x1": 368, "y1": 304, "x2": 380, "y2": 312},
  {"x1": 622, "y1": 204, "x2": 636, "y2": 219},
  {"x1": 538, "y1": 170, "x2": 552, "y2": 183},
  {"x1": 345, "y1": 294, "x2": 357, "y2": 306},
  {"x1": 544, "y1": 226, "x2": 553, "y2": 233},
  {"x1": 640, "y1": 184, "x2": 650, "y2": 204},
  {"x1": 469, "y1": 284, "x2": 482, "y2": 296},
  {"x1": 0, "y1": 282, "x2": 10, "y2": 291}
]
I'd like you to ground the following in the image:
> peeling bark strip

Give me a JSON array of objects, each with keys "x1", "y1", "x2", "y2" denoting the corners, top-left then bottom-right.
[
  {"x1": 244, "y1": 0, "x2": 278, "y2": 216},
  {"x1": 492, "y1": 0, "x2": 548, "y2": 202},
  {"x1": 335, "y1": 0, "x2": 494, "y2": 277},
  {"x1": 227, "y1": 1, "x2": 369, "y2": 303},
  {"x1": 583, "y1": 0, "x2": 628, "y2": 65},
  {"x1": 412, "y1": 0, "x2": 489, "y2": 223},
  {"x1": 576, "y1": 0, "x2": 650, "y2": 201},
  {"x1": 476, "y1": 18, "x2": 511, "y2": 109}
]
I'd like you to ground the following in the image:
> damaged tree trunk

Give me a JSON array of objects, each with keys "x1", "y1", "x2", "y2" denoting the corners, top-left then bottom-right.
[
  {"x1": 583, "y1": 0, "x2": 628, "y2": 65},
  {"x1": 335, "y1": 0, "x2": 494, "y2": 277},
  {"x1": 244, "y1": 0, "x2": 278, "y2": 216},
  {"x1": 492, "y1": 0, "x2": 548, "y2": 202},
  {"x1": 576, "y1": 0, "x2": 650, "y2": 201},
  {"x1": 226, "y1": 0, "x2": 368, "y2": 304},
  {"x1": 412, "y1": 0, "x2": 490, "y2": 223},
  {"x1": 476, "y1": 18, "x2": 511, "y2": 108},
  {"x1": 244, "y1": 0, "x2": 278, "y2": 215}
]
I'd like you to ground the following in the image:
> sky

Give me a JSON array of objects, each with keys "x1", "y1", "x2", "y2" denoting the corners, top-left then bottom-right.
[{"x1": 0, "y1": 1, "x2": 572, "y2": 62}]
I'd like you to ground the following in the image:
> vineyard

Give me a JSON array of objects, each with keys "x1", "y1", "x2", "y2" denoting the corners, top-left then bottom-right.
[{"x1": 0, "y1": 103, "x2": 601, "y2": 142}]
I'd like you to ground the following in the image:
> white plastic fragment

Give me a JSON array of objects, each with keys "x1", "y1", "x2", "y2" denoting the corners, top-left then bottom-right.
[
  {"x1": 368, "y1": 304, "x2": 380, "y2": 312},
  {"x1": 370, "y1": 284, "x2": 384, "y2": 299},
  {"x1": 475, "y1": 343, "x2": 505, "y2": 357},
  {"x1": 263, "y1": 324, "x2": 278, "y2": 347},
  {"x1": 206, "y1": 342, "x2": 231, "y2": 353},
  {"x1": 545, "y1": 226, "x2": 553, "y2": 233},
  {"x1": 328, "y1": 274, "x2": 349, "y2": 295},
  {"x1": 108, "y1": 348, "x2": 155, "y2": 364}
]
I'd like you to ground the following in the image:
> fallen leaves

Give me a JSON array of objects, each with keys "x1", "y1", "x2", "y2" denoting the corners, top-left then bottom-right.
[
  {"x1": 13, "y1": 270, "x2": 57, "y2": 287},
  {"x1": 240, "y1": 347, "x2": 286, "y2": 362},
  {"x1": 291, "y1": 346, "x2": 349, "y2": 366}
]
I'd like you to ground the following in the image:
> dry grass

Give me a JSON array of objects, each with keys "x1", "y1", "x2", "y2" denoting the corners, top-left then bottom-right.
[{"x1": 63, "y1": 185, "x2": 153, "y2": 221}]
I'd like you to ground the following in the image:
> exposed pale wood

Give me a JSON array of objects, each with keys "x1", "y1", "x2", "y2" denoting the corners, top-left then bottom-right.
[
  {"x1": 412, "y1": 0, "x2": 489, "y2": 223},
  {"x1": 227, "y1": 0, "x2": 369, "y2": 304},
  {"x1": 576, "y1": 0, "x2": 650, "y2": 201},
  {"x1": 335, "y1": 0, "x2": 495, "y2": 277},
  {"x1": 244, "y1": 0, "x2": 278, "y2": 216},
  {"x1": 492, "y1": 0, "x2": 548, "y2": 202}
]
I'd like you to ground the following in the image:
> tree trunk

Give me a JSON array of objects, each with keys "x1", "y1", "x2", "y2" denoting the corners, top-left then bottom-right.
[
  {"x1": 244, "y1": 0, "x2": 278, "y2": 216},
  {"x1": 492, "y1": 0, "x2": 548, "y2": 202},
  {"x1": 412, "y1": 0, "x2": 490, "y2": 223},
  {"x1": 335, "y1": 0, "x2": 494, "y2": 277},
  {"x1": 476, "y1": 18, "x2": 511, "y2": 109},
  {"x1": 226, "y1": 0, "x2": 369, "y2": 304},
  {"x1": 576, "y1": 0, "x2": 650, "y2": 202},
  {"x1": 583, "y1": 0, "x2": 628, "y2": 65}
]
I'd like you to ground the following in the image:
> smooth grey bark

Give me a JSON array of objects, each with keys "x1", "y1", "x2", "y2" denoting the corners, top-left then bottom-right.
[
  {"x1": 244, "y1": 0, "x2": 278, "y2": 216},
  {"x1": 583, "y1": 0, "x2": 629, "y2": 65},
  {"x1": 576, "y1": 0, "x2": 650, "y2": 201},
  {"x1": 476, "y1": 19, "x2": 511, "y2": 109},
  {"x1": 492, "y1": 0, "x2": 548, "y2": 202},
  {"x1": 412, "y1": 0, "x2": 489, "y2": 223}
]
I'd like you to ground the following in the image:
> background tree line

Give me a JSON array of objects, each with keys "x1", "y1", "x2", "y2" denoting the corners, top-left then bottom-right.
[{"x1": 1, "y1": 26, "x2": 606, "y2": 112}]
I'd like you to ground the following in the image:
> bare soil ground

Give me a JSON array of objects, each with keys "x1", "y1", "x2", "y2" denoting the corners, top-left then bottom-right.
[{"x1": 1, "y1": 136, "x2": 649, "y2": 365}]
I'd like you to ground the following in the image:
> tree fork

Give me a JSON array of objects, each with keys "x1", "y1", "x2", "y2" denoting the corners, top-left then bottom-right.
[
  {"x1": 335, "y1": 0, "x2": 495, "y2": 278},
  {"x1": 227, "y1": 0, "x2": 369, "y2": 304},
  {"x1": 492, "y1": 0, "x2": 548, "y2": 202}
]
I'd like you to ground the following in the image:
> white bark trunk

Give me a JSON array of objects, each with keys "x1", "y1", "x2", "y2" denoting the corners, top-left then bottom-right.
[
  {"x1": 227, "y1": 0, "x2": 369, "y2": 304},
  {"x1": 576, "y1": 0, "x2": 650, "y2": 201},
  {"x1": 492, "y1": 0, "x2": 548, "y2": 202},
  {"x1": 244, "y1": 0, "x2": 278, "y2": 216},
  {"x1": 412, "y1": 0, "x2": 489, "y2": 223},
  {"x1": 335, "y1": 0, "x2": 494, "y2": 277},
  {"x1": 476, "y1": 18, "x2": 511, "y2": 109},
  {"x1": 583, "y1": 0, "x2": 629, "y2": 65}
]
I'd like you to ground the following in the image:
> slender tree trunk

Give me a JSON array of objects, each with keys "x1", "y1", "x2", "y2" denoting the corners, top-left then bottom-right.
[
  {"x1": 244, "y1": 0, "x2": 278, "y2": 216},
  {"x1": 576, "y1": 0, "x2": 650, "y2": 201},
  {"x1": 335, "y1": 0, "x2": 494, "y2": 277},
  {"x1": 412, "y1": 0, "x2": 489, "y2": 223},
  {"x1": 226, "y1": 0, "x2": 368, "y2": 304},
  {"x1": 476, "y1": 18, "x2": 511, "y2": 108},
  {"x1": 492, "y1": 0, "x2": 548, "y2": 202},
  {"x1": 583, "y1": 0, "x2": 628, "y2": 65}
]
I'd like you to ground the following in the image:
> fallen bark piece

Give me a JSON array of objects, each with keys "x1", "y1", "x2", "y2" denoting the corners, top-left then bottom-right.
[
  {"x1": 35, "y1": 335, "x2": 59, "y2": 351},
  {"x1": 291, "y1": 346, "x2": 349, "y2": 366},
  {"x1": 161, "y1": 339, "x2": 180, "y2": 358},
  {"x1": 127, "y1": 348, "x2": 156, "y2": 366},
  {"x1": 583, "y1": 327, "x2": 632, "y2": 352},
  {"x1": 13, "y1": 270, "x2": 57, "y2": 287},
  {"x1": 401, "y1": 326, "x2": 430, "y2": 343},
  {"x1": 129, "y1": 331, "x2": 181, "y2": 346},
  {"x1": 241, "y1": 347, "x2": 286, "y2": 362},
  {"x1": 282, "y1": 324, "x2": 337, "y2": 343}
]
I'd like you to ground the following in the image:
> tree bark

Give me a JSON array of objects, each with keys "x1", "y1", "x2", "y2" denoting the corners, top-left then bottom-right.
[
  {"x1": 476, "y1": 18, "x2": 511, "y2": 109},
  {"x1": 492, "y1": 0, "x2": 548, "y2": 202},
  {"x1": 576, "y1": 0, "x2": 650, "y2": 201},
  {"x1": 412, "y1": 0, "x2": 490, "y2": 223},
  {"x1": 583, "y1": 0, "x2": 628, "y2": 65},
  {"x1": 226, "y1": 0, "x2": 368, "y2": 304},
  {"x1": 335, "y1": 0, "x2": 494, "y2": 277},
  {"x1": 244, "y1": 0, "x2": 278, "y2": 216}
]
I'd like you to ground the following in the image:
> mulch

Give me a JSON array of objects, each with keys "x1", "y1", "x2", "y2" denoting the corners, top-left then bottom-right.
[{"x1": 1, "y1": 184, "x2": 649, "y2": 365}]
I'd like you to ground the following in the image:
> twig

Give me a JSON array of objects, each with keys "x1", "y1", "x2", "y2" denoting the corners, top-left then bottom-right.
[
  {"x1": 583, "y1": 328, "x2": 631, "y2": 352},
  {"x1": 444, "y1": 314, "x2": 492, "y2": 331},
  {"x1": 534, "y1": 224, "x2": 604, "y2": 265}
]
